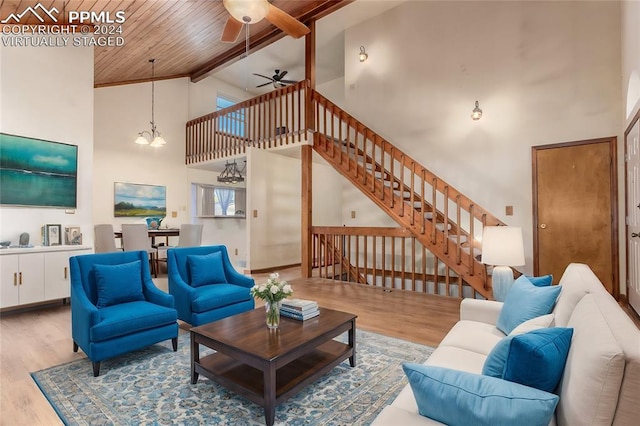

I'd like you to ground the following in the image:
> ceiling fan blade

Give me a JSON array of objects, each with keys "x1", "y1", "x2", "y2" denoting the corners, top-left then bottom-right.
[
  {"x1": 256, "y1": 81, "x2": 273, "y2": 88},
  {"x1": 266, "y1": 4, "x2": 310, "y2": 39},
  {"x1": 278, "y1": 70, "x2": 288, "y2": 79},
  {"x1": 253, "y1": 73, "x2": 274, "y2": 81},
  {"x1": 280, "y1": 79, "x2": 297, "y2": 84},
  {"x1": 221, "y1": 17, "x2": 243, "y2": 43}
]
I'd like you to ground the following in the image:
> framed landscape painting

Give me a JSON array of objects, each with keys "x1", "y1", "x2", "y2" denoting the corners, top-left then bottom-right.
[
  {"x1": 0, "y1": 133, "x2": 78, "y2": 208},
  {"x1": 114, "y1": 182, "x2": 166, "y2": 217}
]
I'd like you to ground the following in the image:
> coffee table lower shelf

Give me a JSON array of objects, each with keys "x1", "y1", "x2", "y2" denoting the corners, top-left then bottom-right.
[{"x1": 194, "y1": 339, "x2": 352, "y2": 408}]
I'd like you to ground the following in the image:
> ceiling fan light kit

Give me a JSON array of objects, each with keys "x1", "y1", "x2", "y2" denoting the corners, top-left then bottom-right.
[
  {"x1": 253, "y1": 69, "x2": 297, "y2": 89},
  {"x1": 221, "y1": 0, "x2": 310, "y2": 43},
  {"x1": 223, "y1": 0, "x2": 269, "y2": 24}
]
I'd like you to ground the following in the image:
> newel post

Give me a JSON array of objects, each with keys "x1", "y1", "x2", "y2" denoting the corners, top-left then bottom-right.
[{"x1": 301, "y1": 20, "x2": 316, "y2": 278}]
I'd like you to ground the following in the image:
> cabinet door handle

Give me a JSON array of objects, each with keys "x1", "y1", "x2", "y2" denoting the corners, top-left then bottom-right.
[
  {"x1": 13, "y1": 272, "x2": 17, "y2": 286},
  {"x1": 19, "y1": 272, "x2": 22, "y2": 285},
  {"x1": 64, "y1": 266, "x2": 68, "y2": 279}
]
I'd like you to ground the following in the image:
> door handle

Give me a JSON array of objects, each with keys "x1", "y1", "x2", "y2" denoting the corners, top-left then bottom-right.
[
  {"x1": 540, "y1": 224, "x2": 547, "y2": 229},
  {"x1": 632, "y1": 233, "x2": 640, "y2": 238},
  {"x1": 13, "y1": 272, "x2": 17, "y2": 286},
  {"x1": 64, "y1": 266, "x2": 68, "y2": 279},
  {"x1": 19, "y1": 272, "x2": 22, "y2": 285}
]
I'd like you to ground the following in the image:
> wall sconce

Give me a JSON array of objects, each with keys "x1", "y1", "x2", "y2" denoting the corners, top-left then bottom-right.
[
  {"x1": 358, "y1": 46, "x2": 368, "y2": 62},
  {"x1": 471, "y1": 100, "x2": 483, "y2": 121}
]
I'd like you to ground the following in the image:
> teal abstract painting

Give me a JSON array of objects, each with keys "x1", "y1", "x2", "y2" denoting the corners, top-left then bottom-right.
[{"x1": 0, "y1": 133, "x2": 78, "y2": 208}]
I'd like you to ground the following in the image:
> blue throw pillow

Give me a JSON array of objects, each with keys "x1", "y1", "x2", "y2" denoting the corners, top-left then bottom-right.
[
  {"x1": 504, "y1": 327, "x2": 573, "y2": 393},
  {"x1": 187, "y1": 252, "x2": 227, "y2": 287},
  {"x1": 525, "y1": 274, "x2": 553, "y2": 287},
  {"x1": 403, "y1": 364, "x2": 559, "y2": 426},
  {"x1": 94, "y1": 260, "x2": 145, "y2": 308},
  {"x1": 497, "y1": 276, "x2": 561, "y2": 334},
  {"x1": 482, "y1": 334, "x2": 516, "y2": 378}
]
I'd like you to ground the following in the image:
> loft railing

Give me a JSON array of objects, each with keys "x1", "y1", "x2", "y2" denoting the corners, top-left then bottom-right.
[
  {"x1": 185, "y1": 80, "x2": 309, "y2": 164},
  {"x1": 312, "y1": 226, "x2": 478, "y2": 298},
  {"x1": 310, "y1": 90, "x2": 507, "y2": 297}
]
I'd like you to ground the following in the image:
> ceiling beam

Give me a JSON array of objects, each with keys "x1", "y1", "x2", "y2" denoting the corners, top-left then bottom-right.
[{"x1": 189, "y1": 0, "x2": 353, "y2": 83}]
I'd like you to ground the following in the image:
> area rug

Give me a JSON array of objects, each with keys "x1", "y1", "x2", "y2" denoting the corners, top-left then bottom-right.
[{"x1": 31, "y1": 330, "x2": 433, "y2": 426}]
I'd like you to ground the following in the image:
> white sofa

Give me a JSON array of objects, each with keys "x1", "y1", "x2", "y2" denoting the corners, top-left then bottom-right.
[{"x1": 372, "y1": 263, "x2": 640, "y2": 425}]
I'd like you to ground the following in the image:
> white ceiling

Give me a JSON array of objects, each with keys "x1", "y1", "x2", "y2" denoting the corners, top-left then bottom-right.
[{"x1": 213, "y1": 0, "x2": 405, "y2": 96}]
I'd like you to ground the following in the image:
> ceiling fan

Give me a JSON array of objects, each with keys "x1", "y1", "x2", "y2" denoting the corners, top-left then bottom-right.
[
  {"x1": 253, "y1": 69, "x2": 297, "y2": 88},
  {"x1": 221, "y1": 0, "x2": 311, "y2": 43}
]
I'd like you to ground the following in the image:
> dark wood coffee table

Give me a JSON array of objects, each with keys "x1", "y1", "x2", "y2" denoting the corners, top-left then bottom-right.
[{"x1": 190, "y1": 307, "x2": 356, "y2": 426}]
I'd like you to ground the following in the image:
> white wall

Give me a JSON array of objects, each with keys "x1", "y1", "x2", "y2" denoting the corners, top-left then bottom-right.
[
  {"x1": 0, "y1": 42, "x2": 94, "y2": 246},
  {"x1": 622, "y1": 0, "x2": 640, "y2": 123},
  {"x1": 188, "y1": 76, "x2": 251, "y2": 120},
  {"x1": 93, "y1": 78, "x2": 190, "y2": 236},
  {"x1": 341, "y1": 1, "x2": 622, "y2": 274},
  {"x1": 246, "y1": 147, "x2": 343, "y2": 270}
]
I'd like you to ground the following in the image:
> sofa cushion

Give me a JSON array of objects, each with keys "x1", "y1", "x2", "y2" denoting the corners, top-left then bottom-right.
[
  {"x1": 403, "y1": 364, "x2": 559, "y2": 426},
  {"x1": 503, "y1": 327, "x2": 573, "y2": 393},
  {"x1": 497, "y1": 276, "x2": 561, "y2": 334},
  {"x1": 509, "y1": 314, "x2": 554, "y2": 335},
  {"x1": 438, "y1": 320, "x2": 505, "y2": 356},
  {"x1": 91, "y1": 300, "x2": 177, "y2": 342},
  {"x1": 525, "y1": 274, "x2": 553, "y2": 287},
  {"x1": 191, "y1": 284, "x2": 252, "y2": 313},
  {"x1": 556, "y1": 294, "x2": 625, "y2": 425},
  {"x1": 93, "y1": 260, "x2": 145, "y2": 308},
  {"x1": 187, "y1": 252, "x2": 227, "y2": 287}
]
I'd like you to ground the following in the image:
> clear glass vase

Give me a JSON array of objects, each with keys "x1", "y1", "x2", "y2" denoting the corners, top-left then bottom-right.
[{"x1": 265, "y1": 301, "x2": 281, "y2": 329}]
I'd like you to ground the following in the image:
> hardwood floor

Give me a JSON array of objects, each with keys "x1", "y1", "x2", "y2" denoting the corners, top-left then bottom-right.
[{"x1": 0, "y1": 267, "x2": 460, "y2": 426}]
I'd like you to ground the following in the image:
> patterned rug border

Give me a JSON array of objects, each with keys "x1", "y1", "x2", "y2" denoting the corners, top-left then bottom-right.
[{"x1": 31, "y1": 329, "x2": 434, "y2": 426}]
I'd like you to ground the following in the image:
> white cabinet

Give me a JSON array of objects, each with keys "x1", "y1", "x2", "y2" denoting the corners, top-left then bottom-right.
[
  {"x1": 0, "y1": 252, "x2": 45, "y2": 308},
  {"x1": 0, "y1": 246, "x2": 92, "y2": 309}
]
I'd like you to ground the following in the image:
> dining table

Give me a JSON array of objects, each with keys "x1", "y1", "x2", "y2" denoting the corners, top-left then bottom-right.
[{"x1": 114, "y1": 228, "x2": 180, "y2": 246}]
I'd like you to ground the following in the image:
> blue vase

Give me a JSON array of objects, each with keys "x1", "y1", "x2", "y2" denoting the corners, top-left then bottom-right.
[{"x1": 145, "y1": 217, "x2": 163, "y2": 229}]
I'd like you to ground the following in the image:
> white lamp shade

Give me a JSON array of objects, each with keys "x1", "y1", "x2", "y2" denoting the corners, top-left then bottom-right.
[
  {"x1": 134, "y1": 135, "x2": 149, "y2": 145},
  {"x1": 223, "y1": 0, "x2": 269, "y2": 23},
  {"x1": 150, "y1": 136, "x2": 166, "y2": 147},
  {"x1": 481, "y1": 226, "x2": 525, "y2": 267}
]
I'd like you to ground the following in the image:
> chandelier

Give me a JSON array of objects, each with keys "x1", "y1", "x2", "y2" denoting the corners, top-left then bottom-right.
[
  {"x1": 217, "y1": 160, "x2": 246, "y2": 184},
  {"x1": 134, "y1": 59, "x2": 166, "y2": 147}
]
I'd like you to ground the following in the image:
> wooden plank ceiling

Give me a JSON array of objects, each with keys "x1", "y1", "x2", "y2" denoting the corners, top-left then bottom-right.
[{"x1": 0, "y1": 0, "x2": 349, "y2": 87}]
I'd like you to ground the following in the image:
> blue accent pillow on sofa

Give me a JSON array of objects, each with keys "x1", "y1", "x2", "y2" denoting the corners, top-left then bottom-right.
[
  {"x1": 503, "y1": 327, "x2": 574, "y2": 393},
  {"x1": 525, "y1": 274, "x2": 553, "y2": 287},
  {"x1": 482, "y1": 334, "x2": 516, "y2": 378},
  {"x1": 94, "y1": 260, "x2": 145, "y2": 308},
  {"x1": 403, "y1": 364, "x2": 559, "y2": 426},
  {"x1": 187, "y1": 252, "x2": 227, "y2": 287},
  {"x1": 497, "y1": 276, "x2": 561, "y2": 334}
]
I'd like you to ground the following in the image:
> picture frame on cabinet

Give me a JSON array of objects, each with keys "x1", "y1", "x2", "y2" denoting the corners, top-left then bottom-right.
[
  {"x1": 45, "y1": 224, "x2": 62, "y2": 246},
  {"x1": 65, "y1": 226, "x2": 82, "y2": 245}
]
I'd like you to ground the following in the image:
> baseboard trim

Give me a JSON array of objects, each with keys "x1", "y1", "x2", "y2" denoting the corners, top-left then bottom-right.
[{"x1": 245, "y1": 263, "x2": 301, "y2": 275}]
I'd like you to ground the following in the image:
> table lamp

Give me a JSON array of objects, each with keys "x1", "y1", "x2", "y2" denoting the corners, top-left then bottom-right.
[{"x1": 481, "y1": 226, "x2": 525, "y2": 302}]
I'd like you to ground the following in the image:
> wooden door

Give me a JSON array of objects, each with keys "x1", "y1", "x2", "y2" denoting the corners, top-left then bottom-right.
[
  {"x1": 625, "y1": 112, "x2": 640, "y2": 314},
  {"x1": 532, "y1": 138, "x2": 618, "y2": 295}
]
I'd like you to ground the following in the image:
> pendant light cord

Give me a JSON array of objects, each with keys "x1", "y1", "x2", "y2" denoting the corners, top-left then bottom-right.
[{"x1": 150, "y1": 58, "x2": 156, "y2": 134}]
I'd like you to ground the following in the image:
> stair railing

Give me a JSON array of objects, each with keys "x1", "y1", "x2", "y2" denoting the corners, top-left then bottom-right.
[
  {"x1": 312, "y1": 226, "x2": 478, "y2": 298},
  {"x1": 311, "y1": 90, "x2": 506, "y2": 297}
]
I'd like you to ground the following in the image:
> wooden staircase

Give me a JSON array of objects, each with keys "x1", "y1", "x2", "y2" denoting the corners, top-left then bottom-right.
[{"x1": 310, "y1": 90, "x2": 506, "y2": 298}]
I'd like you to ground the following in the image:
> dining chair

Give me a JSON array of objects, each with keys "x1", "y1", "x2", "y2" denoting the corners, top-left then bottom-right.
[
  {"x1": 156, "y1": 224, "x2": 203, "y2": 273},
  {"x1": 94, "y1": 224, "x2": 118, "y2": 253},
  {"x1": 121, "y1": 224, "x2": 158, "y2": 277}
]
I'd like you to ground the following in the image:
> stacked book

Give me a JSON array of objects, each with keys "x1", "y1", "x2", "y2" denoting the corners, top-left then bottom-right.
[{"x1": 280, "y1": 299, "x2": 320, "y2": 321}]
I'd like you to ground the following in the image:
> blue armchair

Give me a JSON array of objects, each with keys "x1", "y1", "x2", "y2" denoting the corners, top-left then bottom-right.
[
  {"x1": 70, "y1": 250, "x2": 179, "y2": 376},
  {"x1": 167, "y1": 245, "x2": 255, "y2": 326}
]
